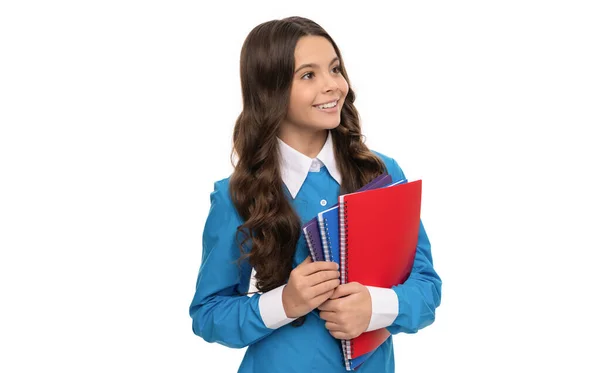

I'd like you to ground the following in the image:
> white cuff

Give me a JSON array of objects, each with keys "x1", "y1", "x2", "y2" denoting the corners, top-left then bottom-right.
[
  {"x1": 258, "y1": 284, "x2": 298, "y2": 329},
  {"x1": 365, "y1": 286, "x2": 399, "y2": 332}
]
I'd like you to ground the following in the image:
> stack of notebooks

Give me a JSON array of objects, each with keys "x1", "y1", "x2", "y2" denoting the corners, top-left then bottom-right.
[{"x1": 301, "y1": 173, "x2": 422, "y2": 371}]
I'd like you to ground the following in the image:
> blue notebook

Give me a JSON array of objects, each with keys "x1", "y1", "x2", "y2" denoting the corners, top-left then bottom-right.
[
  {"x1": 317, "y1": 205, "x2": 339, "y2": 263},
  {"x1": 318, "y1": 207, "x2": 368, "y2": 370},
  {"x1": 349, "y1": 350, "x2": 374, "y2": 370}
]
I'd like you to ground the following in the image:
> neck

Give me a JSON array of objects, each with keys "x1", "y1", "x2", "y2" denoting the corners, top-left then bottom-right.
[{"x1": 277, "y1": 127, "x2": 328, "y2": 159}]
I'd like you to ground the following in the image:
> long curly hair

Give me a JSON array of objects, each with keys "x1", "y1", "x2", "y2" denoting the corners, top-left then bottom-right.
[{"x1": 230, "y1": 16, "x2": 387, "y2": 293}]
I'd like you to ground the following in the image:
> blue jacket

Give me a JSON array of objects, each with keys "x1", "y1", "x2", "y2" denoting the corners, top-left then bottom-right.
[{"x1": 189, "y1": 150, "x2": 442, "y2": 372}]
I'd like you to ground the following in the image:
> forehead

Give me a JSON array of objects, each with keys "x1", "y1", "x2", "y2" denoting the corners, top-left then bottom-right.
[{"x1": 294, "y1": 36, "x2": 337, "y2": 64}]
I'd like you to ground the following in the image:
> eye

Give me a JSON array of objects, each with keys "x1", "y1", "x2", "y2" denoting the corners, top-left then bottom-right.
[
  {"x1": 301, "y1": 65, "x2": 343, "y2": 80},
  {"x1": 301, "y1": 72, "x2": 314, "y2": 80}
]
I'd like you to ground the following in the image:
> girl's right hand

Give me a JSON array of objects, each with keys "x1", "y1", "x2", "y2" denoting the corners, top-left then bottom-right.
[{"x1": 282, "y1": 256, "x2": 340, "y2": 319}]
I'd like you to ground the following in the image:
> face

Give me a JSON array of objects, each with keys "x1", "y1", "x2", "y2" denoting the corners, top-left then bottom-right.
[{"x1": 282, "y1": 35, "x2": 349, "y2": 134}]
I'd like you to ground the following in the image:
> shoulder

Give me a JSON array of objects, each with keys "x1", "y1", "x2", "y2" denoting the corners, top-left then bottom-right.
[
  {"x1": 370, "y1": 149, "x2": 407, "y2": 182},
  {"x1": 206, "y1": 175, "x2": 243, "y2": 223},
  {"x1": 212, "y1": 175, "x2": 232, "y2": 199}
]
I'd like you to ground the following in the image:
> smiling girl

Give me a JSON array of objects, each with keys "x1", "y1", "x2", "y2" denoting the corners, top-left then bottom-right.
[{"x1": 189, "y1": 16, "x2": 442, "y2": 373}]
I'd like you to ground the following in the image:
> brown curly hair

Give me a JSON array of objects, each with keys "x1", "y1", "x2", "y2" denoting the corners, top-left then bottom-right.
[{"x1": 229, "y1": 16, "x2": 386, "y2": 294}]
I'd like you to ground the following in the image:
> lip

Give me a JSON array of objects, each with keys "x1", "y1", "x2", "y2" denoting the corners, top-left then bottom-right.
[
  {"x1": 313, "y1": 98, "x2": 340, "y2": 107},
  {"x1": 313, "y1": 101, "x2": 340, "y2": 114}
]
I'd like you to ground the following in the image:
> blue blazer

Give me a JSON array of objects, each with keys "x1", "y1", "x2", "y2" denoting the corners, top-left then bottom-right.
[{"x1": 189, "y1": 150, "x2": 442, "y2": 373}]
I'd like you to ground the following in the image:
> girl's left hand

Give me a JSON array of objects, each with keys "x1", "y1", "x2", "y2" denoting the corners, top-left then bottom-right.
[{"x1": 317, "y1": 282, "x2": 372, "y2": 340}]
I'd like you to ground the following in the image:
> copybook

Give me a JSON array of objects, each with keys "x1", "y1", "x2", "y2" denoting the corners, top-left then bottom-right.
[
  {"x1": 338, "y1": 179, "x2": 422, "y2": 365},
  {"x1": 301, "y1": 173, "x2": 395, "y2": 370},
  {"x1": 301, "y1": 173, "x2": 392, "y2": 263}
]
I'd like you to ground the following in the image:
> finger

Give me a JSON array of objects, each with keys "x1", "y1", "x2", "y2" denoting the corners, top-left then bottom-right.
[
  {"x1": 310, "y1": 278, "x2": 340, "y2": 298},
  {"x1": 318, "y1": 310, "x2": 337, "y2": 322},
  {"x1": 311, "y1": 288, "x2": 336, "y2": 309},
  {"x1": 306, "y1": 269, "x2": 340, "y2": 287},
  {"x1": 295, "y1": 256, "x2": 313, "y2": 271},
  {"x1": 329, "y1": 287, "x2": 345, "y2": 300},
  {"x1": 298, "y1": 260, "x2": 339, "y2": 276},
  {"x1": 330, "y1": 330, "x2": 352, "y2": 340},
  {"x1": 299, "y1": 255, "x2": 312, "y2": 265},
  {"x1": 317, "y1": 299, "x2": 337, "y2": 312},
  {"x1": 330, "y1": 283, "x2": 359, "y2": 299},
  {"x1": 324, "y1": 321, "x2": 343, "y2": 332}
]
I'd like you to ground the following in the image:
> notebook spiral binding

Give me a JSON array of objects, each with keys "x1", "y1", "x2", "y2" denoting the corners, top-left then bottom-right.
[
  {"x1": 324, "y1": 221, "x2": 332, "y2": 262},
  {"x1": 318, "y1": 217, "x2": 331, "y2": 262},
  {"x1": 339, "y1": 199, "x2": 352, "y2": 367},
  {"x1": 305, "y1": 229, "x2": 317, "y2": 262},
  {"x1": 325, "y1": 217, "x2": 354, "y2": 366}
]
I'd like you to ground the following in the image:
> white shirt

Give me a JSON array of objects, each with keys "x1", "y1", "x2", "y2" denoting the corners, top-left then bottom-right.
[{"x1": 257, "y1": 130, "x2": 399, "y2": 332}]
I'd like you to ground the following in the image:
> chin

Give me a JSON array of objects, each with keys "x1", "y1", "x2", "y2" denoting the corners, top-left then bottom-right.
[{"x1": 327, "y1": 122, "x2": 341, "y2": 130}]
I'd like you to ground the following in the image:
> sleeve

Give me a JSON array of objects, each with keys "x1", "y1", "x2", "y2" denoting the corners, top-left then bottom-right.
[
  {"x1": 258, "y1": 284, "x2": 298, "y2": 328},
  {"x1": 383, "y1": 158, "x2": 443, "y2": 334},
  {"x1": 364, "y1": 286, "x2": 399, "y2": 332},
  {"x1": 188, "y1": 181, "x2": 293, "y2": 349}
]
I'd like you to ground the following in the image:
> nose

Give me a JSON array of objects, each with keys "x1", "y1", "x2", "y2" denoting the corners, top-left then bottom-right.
[{"x1": 322, "y1": 73, "x2": 339, "y2": 93}]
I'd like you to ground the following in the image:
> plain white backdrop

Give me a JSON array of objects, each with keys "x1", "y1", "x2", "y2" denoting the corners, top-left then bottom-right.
[{"x1": 1, "y1": 1, "x2": 599, "y2": 372}]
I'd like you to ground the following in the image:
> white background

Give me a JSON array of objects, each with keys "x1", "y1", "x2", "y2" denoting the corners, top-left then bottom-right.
[{"x1": 1, "y1": 1, "x2": 599, "y2": 372}]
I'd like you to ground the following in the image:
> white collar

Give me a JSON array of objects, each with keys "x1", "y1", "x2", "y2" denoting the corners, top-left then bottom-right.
[{"x1": 277, "y1": 130, "x2": 342, "y2": 199}]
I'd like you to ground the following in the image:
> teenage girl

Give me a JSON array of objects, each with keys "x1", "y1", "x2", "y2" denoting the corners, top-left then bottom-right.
[{"x1": 189, "y1": 16, "x2": 442, "y2": 373}]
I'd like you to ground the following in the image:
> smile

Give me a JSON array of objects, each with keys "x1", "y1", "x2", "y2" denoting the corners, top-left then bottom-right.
[{"x1": 313, "y1": 100, "x2": 339, "y2": 110}]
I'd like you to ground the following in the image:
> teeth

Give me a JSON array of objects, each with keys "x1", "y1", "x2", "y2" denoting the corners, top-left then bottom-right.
[{"x1": 316, "y1": 100, "x2": 337, "y2": 109}]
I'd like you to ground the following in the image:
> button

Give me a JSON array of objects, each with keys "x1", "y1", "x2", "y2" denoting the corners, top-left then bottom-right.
[
  {"x1": 320, "y1": 199, "x2": 327, "y2": 206},
  {"x1": 309, "y1": 159, "x2": 322, "y2": 172}
]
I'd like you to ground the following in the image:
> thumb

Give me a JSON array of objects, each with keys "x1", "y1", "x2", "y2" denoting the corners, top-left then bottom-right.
[
  {"x1": 294, "y1": 256, "x2": 313, "y2": 273},
  {"x1": 330, "y1": 283, "x2": 356, "y2": 299}
]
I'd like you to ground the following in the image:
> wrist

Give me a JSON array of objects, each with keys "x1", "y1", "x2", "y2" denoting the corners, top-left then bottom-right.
[{"x1": 282, "y1": 284, "x2": 293, "y2": 318}]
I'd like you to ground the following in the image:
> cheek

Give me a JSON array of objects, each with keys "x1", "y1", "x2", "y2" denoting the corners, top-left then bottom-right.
[
  {"x1": 289, "y1": 90, "x2": 314, "y2": 116},
  {"x1": 339, "y1": 77, "x2": 349, "y2": 97}
]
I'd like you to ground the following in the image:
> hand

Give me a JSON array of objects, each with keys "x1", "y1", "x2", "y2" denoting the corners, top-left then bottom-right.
[
  {"x1": 317, "y1": 282, "x2": 372, "y2": 340},
  {"x1": 282, "y1": 256, "x2": 340, "y2": 319}
]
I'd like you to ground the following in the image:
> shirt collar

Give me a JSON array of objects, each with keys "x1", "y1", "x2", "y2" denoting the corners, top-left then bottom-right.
[{"x1": 277, "y1": 130, "x2": 342, "y2": 199}]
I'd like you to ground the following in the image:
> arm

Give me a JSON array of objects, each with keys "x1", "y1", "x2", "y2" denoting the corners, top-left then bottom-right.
[
  {"x1": 364, "y1": 158, "x2": 442, "y2": 334},
  {"x1": 386, "y1": 158, "x2": 442, "y2": 334},
  {"x1": 188, "y1": 181, "x2": 296, "y2": 349}
]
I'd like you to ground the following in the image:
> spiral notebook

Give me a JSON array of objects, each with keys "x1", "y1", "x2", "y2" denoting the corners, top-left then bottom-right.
[
  {"x1": 301, "y1": 173, "x2": 391, "y2": 262},
  {"x1": 338, "y1": 179, "x2": 422, "y2": 363},
  {"x1": 301, "y1": 173, "x2": 392, "y2": 370},
  {"x1": 314, "y1": 175, "x2": 395, "y2": 370},
  {"x1": 337, "y1": 179, "x2": 408, "y2": 370},
  {"x1": 302, "y1": 219, "x2": 325, "y2": 262}
]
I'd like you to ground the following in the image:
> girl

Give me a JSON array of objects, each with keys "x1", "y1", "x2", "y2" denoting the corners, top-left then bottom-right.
[{"x1": 189, "y1": 16, "x2": 442, "y2": 373}]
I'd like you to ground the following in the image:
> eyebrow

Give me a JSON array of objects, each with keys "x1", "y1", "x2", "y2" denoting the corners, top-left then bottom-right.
[{"x1": 294, "y1": 57, "x2": 340, "y2": 74}]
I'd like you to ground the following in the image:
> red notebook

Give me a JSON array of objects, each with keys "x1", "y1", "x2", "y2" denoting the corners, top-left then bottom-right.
[{"x1": 338, "y1": 179, "x2": 422, "y2": 360}]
